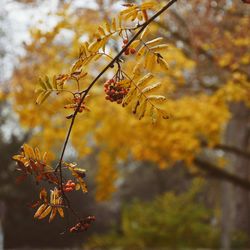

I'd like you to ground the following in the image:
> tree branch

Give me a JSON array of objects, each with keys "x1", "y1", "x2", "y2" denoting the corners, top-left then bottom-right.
[
  {"x1": 55, "y1": 0, "x2": 178, "y2": 212},
  {"x1": 201, "y1": 140, "x2": 250, "y2": 160},
  {"x1": 194, "y1": 157, "x2": 250, "y2": 190},
  {"x1": 214, "y1": 144, "x2": 250, "y2": 160}
]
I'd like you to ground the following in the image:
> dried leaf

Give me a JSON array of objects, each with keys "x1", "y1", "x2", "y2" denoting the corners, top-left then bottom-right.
[
  {"x1": 34, "y1": 204, "x2": 47, "y2": 218},
  {"x1": 57, "y1": 207, "x2": 64, "y2": 218},
  {"x1": 49, "y1": 208, "x2": 57, "y2": 223},
  {"x1": 39, "y1": 205, "x2": 52, "y2": 220}
]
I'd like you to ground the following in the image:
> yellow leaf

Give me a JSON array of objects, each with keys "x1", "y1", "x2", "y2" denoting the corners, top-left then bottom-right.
[
  {"x1": 52, "y1": 75, "x2": 57, "y2": 89},
  {"x1": 36, "y1": 90, "x2": 51, "y2": 104},
  {"x1": 138, "y1": 99, "x2": 148, "y2": 120},
  {"x1": 137, "y1": 73, "x2": 154, "y2": 87},
  {"x1": 130, "y1": 40, "x2": 140, "y2": 49},
  {"x1": 38, "y1": 77, "x2": 47, "y2": 90},
  {"x1": 125, "y1": 9, "x2": 138, "y2": 21},
  {"x1": 57, "y1": 207, "x2": 64, "y2": 218},
  {"x1": 122, "y1": 87, "x2": 136, "y2": 107},
  {"x1": 38, "y1": 205, "x2": 52, "y2": 220},
  {"x1": 39, "y1": 188, "x2": 47, "y2": 201},
  {"x1": 111, "y1": 18, "x2": 116, "y2": 32},
  {"x1": 34, "y1": 147, "x2": 41, "y2": 161},
  {"x1": 49, "y1": 208, "x2": 57, "y2": 223},
  {"x1": 157, "y1": 57, "x2": 169, "y2": 72},
  {"x1": 98, "y1": 26, "x2": 105, "y2": 36},
  {"x1": 150, "y1": 44, "x2": 168, "y2": 52},
  {"x1": 141, "y1": 1, "x2": 156, "y2": 10},
  {"x1": 34, "y1": 204, "x2": 47, "y2": 218},
  {"x1": 145, "y1": 37, "x2": 164, "y2": 46},
  {"x1": 23, "y1": 144, "x2": 35, "y2": 159},
  {"x1": 120, "y1": 6, "x2": 137, "y2": 16},
  {"x1": 140, "y1": 26, "x2": 149, "y2": 40},
  {"x1": 150, "y1": 106, "x2": 158, "y2": 124},
  {"x1": 105, "y1": 22, "x2": 111, "y2": 34},
  {"x1": 44, "y1": 75, "x2": 52, "y2": 90},
  {"x1": 75, "y1": 183, "x2": 81, "y2": 190},
  {"x1": 147, "y1": 95, "x2": 166, "y2": 102},
  {"x1": 145, "y1": 53, "x2": 155, "y2": 71},
  {"x1": 142, "y1": 82, "x2": 161, "y2": 93},
  {"x1": 137, "y1": 46, "x2": 147, "y2": 57}
]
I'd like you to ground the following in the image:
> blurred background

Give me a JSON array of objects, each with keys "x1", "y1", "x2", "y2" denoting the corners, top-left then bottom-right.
[{"x1": 0, "y1": 0, "x2": 249, "y2": 249}]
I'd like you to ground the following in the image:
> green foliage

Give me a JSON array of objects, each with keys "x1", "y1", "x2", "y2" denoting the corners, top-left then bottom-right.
[{"x1": 87, "y1": 179, "x2": 221, "y2": 249}]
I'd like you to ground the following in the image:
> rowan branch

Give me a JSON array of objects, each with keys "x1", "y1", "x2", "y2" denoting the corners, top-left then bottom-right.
[{"x1": 55, "y1": 0, "x2": 178, "y2": 215}]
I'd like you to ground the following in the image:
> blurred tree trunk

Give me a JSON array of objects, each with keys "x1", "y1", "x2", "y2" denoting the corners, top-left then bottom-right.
[
  {"x1": 221, "y1": 182, "x2": 233, "y2": 249},
  {"x1": 0, "y1": 201, "x2": 5, "y2": 250},
  {"x1": 221, "y1": 103, "x2": 250, "y2": 248}
]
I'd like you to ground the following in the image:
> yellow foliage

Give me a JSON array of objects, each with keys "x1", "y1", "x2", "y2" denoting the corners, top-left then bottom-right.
[
  {"x1": 95, "y1": 151, "x2": 118, "y2": 201},
  {"x1": 10, "y1": 1, "x2": 250, "y2": 200}
]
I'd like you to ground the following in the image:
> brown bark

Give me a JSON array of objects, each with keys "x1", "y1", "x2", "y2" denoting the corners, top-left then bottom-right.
[{"x1": 222, "y1": 103, "x2": 250, "y2": 248}]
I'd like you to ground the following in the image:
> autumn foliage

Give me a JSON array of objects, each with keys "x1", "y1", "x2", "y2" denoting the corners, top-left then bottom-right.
[
  {"x1": 11, "y1": 0, "x2": 178, "y2": 233},
  {"x1": 7, "y1": 0, "x2": 250, "y2": 239}
]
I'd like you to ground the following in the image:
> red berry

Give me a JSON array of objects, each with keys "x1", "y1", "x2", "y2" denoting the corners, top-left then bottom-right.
[
  {"x1": 124, "y1": 49, "x2": 130, "y2": 55},
  {"x1": 65, "y1": 187, "x2": 71, "y2": 192},
  {"x1": 123, "y1": 39, "x2": 128, "y2": 44},
  {"x1": 130, "y1": 48, "x2": 136, "y2": 54},
  {"x1": 70, "y1": 183, "x2": 76, "y2": 189}
]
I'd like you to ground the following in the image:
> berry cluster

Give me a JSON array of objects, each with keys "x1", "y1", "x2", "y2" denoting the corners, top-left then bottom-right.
[
  {"x1": 69, "y1": 216, "x2": 96, "y2": 233},
  {"x1": 64, "y1": 95, "x2": 88, "y2": 113},
  {"x1": 63, "y1": 180, "x2": 76, "y2": 192},
  {"x1": 104, "y1": 79, "x2": 129, "y2": 104},
  {"x1": 122, "y1": 39, "x2": 136, "y2": 55}
]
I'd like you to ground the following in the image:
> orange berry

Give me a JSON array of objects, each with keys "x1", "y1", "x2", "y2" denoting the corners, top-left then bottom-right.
[
  {"x1": 70, "y1": 183, "x2": 76, "y2": 189},
  {"x1": 104, "y1": 82, "x2": 109, "y2": 88},
  {"x1": 130, "y1": 48, "x2": 136, "y2": 54},
  {"x1": 123, "y1": 39, "x2": 128, "y2": 44},
  {"x1": 124, "y1": 49, "x2": 130, "y2": 55}
]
